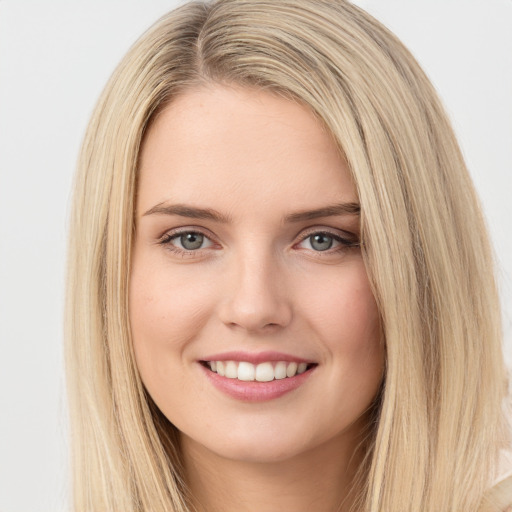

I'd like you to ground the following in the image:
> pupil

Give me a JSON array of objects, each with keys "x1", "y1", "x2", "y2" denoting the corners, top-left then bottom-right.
[
  {"x1": 311, "y1": 234, "x2": 333, "y2": 251},
  {"x1": 181, "y1": 233, "x2": 203, "y2": 250}
]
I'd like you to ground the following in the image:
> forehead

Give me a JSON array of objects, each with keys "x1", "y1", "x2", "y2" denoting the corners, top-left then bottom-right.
[{"x1": 137, "y1": 85, "x2": 356, "y2": 217}]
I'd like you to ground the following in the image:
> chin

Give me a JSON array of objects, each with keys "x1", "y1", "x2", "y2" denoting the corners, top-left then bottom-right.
[
  {"x1": 182, "y1": 420, "x2": 332, "y2": 466},
  {"x1": 207, "y1": 438, "x2": 311, "y2": 464}
]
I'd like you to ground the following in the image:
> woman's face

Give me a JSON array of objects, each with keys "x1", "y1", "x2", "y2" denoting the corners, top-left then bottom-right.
[{"x1": 130, "y1": 85, "x2": 384, "y2": 463}]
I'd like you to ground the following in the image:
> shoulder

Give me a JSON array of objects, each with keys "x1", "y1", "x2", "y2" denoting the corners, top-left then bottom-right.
[{"x1": 480, "y1": 475, "x2": 512, "y2": 512}]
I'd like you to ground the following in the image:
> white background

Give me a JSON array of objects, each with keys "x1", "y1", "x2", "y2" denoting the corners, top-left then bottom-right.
[{"x1": 0, "y1": 1, "x2": 511, "y2": 511}]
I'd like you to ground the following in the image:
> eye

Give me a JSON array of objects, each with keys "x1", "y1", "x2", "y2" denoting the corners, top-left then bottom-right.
[
  {"x1": 159, "y1": 230, "x2": 214, "y2": 252},
  {"x1": 296, "y1": 230, "x2": 359, "y2": 253},
  {"x1": 176, "y1": 232, "x2": 208, "y2": 250},
  {"x1": 304, "y1": 233, "x2": 335, "y2": 251}
]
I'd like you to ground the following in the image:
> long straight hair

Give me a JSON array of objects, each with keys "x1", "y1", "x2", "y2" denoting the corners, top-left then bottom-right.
[{"x1": 65, "y1": 1, "x2": 511, "y2": 510}]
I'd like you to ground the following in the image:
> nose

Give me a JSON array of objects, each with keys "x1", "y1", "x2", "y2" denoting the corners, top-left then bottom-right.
[{"x1": 217, "y1": 249, "x2": 293, "y2": 334}]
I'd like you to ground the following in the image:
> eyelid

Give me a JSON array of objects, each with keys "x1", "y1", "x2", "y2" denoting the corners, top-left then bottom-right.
[
  {"x1": 158, "y1": 226, "x2": 217, "y2": 243},
  {"x1": 157, "y1": 227, "x2": 219, "y2": 256},
  {"x1": 294, "y1": 226, "x2": 359, "y2": 244},
  {"x1": 156, "y1": 225, "x2": 359, "y2": 255}
]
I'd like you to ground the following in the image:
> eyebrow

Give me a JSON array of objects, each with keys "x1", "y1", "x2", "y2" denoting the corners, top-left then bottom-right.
[
  {"x1": 142, "y1": 202, "x2": 360, "y2": 223},
  {"x1": 284, "y1": 202, "x2": 360, "y2": 222},
  {"x1": 143, "y1": 203, "x2": 232, "y2": 222}
]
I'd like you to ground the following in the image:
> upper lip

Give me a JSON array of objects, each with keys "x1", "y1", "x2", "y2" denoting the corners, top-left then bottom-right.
[{"x1": 200, "y1": 351, "x2": 315, "y2": 365}]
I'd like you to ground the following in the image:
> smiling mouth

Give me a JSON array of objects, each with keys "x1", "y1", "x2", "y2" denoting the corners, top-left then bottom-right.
[{"x1": 200, "y1": 360, "x2": 317, "y2": 382}]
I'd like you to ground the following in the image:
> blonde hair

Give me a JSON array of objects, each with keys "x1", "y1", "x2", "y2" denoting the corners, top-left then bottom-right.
[{"x1": 65, "y1": 1, "x2": 511, "y2": 510}]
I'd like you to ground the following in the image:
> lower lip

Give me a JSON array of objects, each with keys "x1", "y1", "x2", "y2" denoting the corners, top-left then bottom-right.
[{"x1": 199, "y1": 363, "x2": 316, "y2": 402}]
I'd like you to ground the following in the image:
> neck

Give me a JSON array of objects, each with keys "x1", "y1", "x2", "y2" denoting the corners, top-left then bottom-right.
[{"x1": 181, "y1": 427, "x2": 368, "y2": 512}]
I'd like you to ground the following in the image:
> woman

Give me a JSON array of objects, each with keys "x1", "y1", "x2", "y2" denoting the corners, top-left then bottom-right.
[{"x1": 65, "y1": 0, "x2": 512, "y2": 510}]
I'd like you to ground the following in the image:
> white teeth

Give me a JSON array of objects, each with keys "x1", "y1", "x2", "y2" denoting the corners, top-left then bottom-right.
[
  {"x1": 286, "y1": 362, "x2": 298, "y2": 378},
  {"x1": 225, "y1": 361, "x2": 238, "y2": 379},
  {"x1": 206, "y1": 360, "x2": 312, "y2": 381},
  {"x1": 274, "y1": 361, "x2": 287, "y2": 380},
  {"x1": 238, "y1": 361, "x2": 255, "y2": 381},
  {"x1": 297, "y1": 362, "x2": 308, "y2": 374},
  {"x1": 255, "y1": 362, "x2": 274, "y2": 382}
]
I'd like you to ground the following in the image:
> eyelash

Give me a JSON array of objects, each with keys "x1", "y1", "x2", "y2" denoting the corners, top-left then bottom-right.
[
  {"x1": 297, "y1": 229, "x2": 360, "y2": 253},
  {"x1": 157, "y1": 227, "x2": 360, "y2": 259}
]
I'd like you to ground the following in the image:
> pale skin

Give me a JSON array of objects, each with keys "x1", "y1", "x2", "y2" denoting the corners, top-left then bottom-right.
[{"x1": 130, "y1": 84, "x2": 385, "y2": 512}]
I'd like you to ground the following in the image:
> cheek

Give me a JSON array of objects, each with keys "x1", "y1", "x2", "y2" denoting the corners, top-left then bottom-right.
[
  {"x1": 128, "y1": 257, "x2": 219, "y2": 419},
  {"x1": 307, "y1": 262, "x2": 380, "y2": 342},
  {"x1": 130, "y1": 259, "x2": 207, "y2": 341},
  {"x1": 128, "y1": 258, "x2": 215, "y2": 385},
  {"x1": 301, "y1": 261, "x2": 383, "y2": 381}
]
